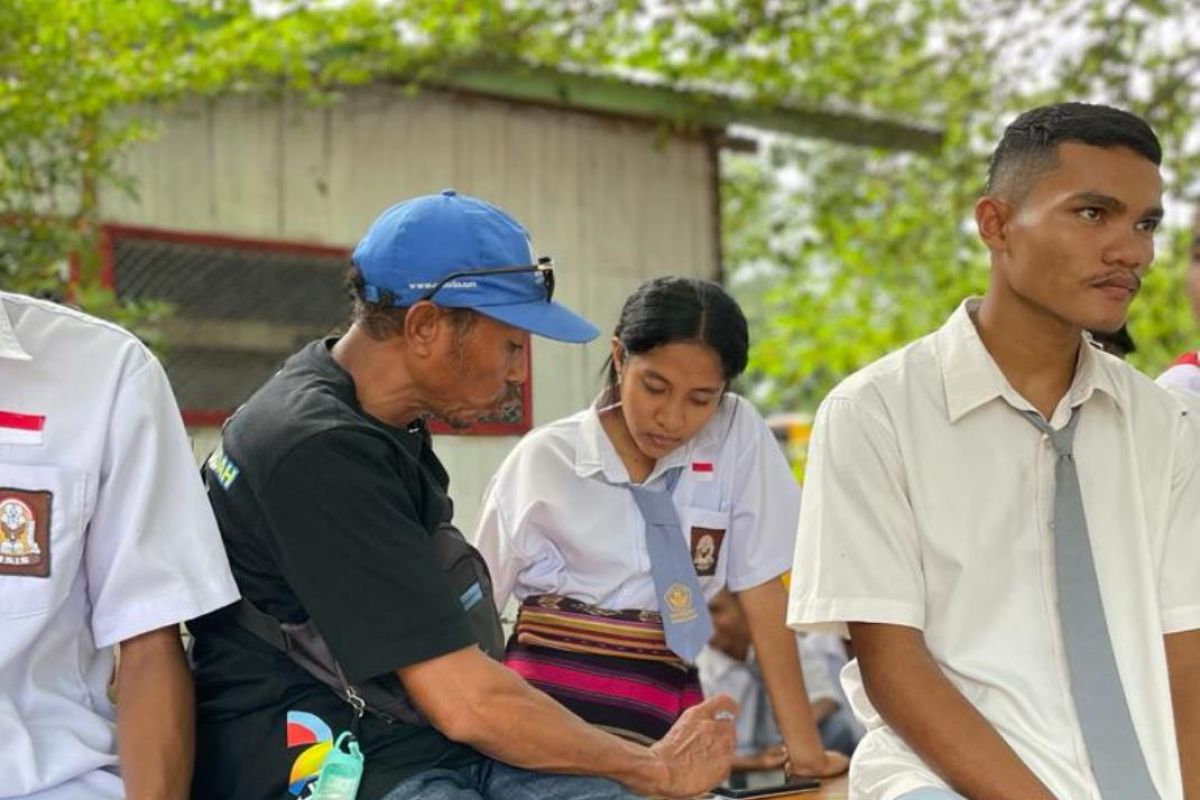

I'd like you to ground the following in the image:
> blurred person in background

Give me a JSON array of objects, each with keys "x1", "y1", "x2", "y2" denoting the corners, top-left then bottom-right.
[
  {"x1": 1157, "y1": 207, "x2": 1200, "y2": 394},
  {"x1": 697, "y1": 589, "x2": 860, "y2": 788}
]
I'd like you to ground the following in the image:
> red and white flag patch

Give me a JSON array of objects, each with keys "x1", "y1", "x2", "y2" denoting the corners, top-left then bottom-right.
[
  {"x1": 0, "y1": 411, "x2": 45, "y2": 446},
  {"x1": 691, "y1": 461, "x2": 715, "y2": 482}
]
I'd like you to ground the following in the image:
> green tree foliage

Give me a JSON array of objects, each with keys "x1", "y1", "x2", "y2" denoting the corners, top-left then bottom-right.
[
  {"x1": 0, "y1": 0, "x2": 569, "y2": 332},
  {"x1": 3, "y1": 0, "x2": 1196, "y2": 395},
  {"x1": 691, "y1": 0, "x2": 1200, "y2": 408}
]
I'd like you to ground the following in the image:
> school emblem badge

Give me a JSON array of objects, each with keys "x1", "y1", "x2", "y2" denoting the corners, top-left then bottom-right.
[
  {"x1": 0, "y1": 489, "x2": 51, "y2": 577},
  {"x1": 664, "y1": 582, "x2": 698, "y2": 624},
  {"x1": 690, "y1": 527, "x2": 725, "y2": 577}
]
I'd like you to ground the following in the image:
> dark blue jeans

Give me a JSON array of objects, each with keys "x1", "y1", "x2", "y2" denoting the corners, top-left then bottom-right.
[{"x1": 381, "y1": 758, "x2": 641, "y2": 800}]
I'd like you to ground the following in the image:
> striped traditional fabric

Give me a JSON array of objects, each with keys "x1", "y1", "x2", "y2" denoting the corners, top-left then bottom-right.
[
  {"x1": 513, "y1": 593, "x2": 683, "y2": 663},
  {"x1": 505, "y1": 594, "x2": 704, "y2": 743}
]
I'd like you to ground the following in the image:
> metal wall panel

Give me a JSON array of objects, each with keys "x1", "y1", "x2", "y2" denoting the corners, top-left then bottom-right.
[{"x1": 102, "y1": 85, "x2": 718, "y2": 535}]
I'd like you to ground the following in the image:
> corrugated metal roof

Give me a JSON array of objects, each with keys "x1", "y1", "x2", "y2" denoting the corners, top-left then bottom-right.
[{"x1": 432, "y1": 63, "x2": 942, "y2": 154}]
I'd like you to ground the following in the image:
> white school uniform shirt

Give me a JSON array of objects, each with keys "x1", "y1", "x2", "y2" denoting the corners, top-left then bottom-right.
[
  {"x1": 697, "y1": 638, "x2": 839, "y2": 757},
  {"x1": 1157, "y1": 354, "x2": 1200, "y2": 397},
  {"x1": 476, "y1": 393, "x2": 799, "y2": 614},
  {"x1": 0, "y1": 292, "x2": 239, "y2": 799},
  {"x1": 788, "y1": 299, "x2": 1200, "y2": 800}
]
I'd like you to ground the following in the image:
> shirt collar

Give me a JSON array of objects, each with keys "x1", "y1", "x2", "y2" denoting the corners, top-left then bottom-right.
[
  {"x1": 935, "y1": 298, "x2": 1121, "y2": 424},
  {"x1": 574, "y1": 397, "x2": 696, "y2": 485},
  {"x1": 0, "y1": 295, "x2": 32, "y2": 361}
]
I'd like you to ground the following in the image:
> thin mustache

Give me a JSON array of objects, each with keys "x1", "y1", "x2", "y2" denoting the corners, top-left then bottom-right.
[{"x1": 1091, "y1": 272, "x2": 1141, "y2": 291}]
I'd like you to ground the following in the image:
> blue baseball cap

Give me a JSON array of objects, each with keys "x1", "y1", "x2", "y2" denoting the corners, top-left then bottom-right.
[{"x1": 351, "y1": 190, "x2": 599, "y2": 343}]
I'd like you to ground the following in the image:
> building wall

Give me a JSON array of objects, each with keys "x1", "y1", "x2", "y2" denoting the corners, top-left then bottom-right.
[{"x1": 102, "y1": 85, "x2": 720, "y2": 535}]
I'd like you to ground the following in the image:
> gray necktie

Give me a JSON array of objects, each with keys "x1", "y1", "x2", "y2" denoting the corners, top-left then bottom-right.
[
  {"x1": 628, "y1": 467, "x2": 713, "y2": 663},
  {"x1": 1020, "y1": 407, "x2": 1159, "y2": 799}
]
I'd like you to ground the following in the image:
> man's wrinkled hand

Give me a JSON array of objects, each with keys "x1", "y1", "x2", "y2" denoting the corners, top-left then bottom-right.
[{"x1": 648, "y1": 694, "x2": 739, "y2": 799}]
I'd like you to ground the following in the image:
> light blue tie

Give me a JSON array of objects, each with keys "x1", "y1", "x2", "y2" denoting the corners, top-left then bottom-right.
[
  {"x1": 1020, "y1": 407, "x2": 1159, "y2": 800},
  {"x1": 628, "y1": 467, "x2": 713, "y2": 663}
]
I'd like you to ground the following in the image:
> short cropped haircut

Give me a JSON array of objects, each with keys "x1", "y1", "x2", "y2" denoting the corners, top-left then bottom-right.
[
  {"x1": 986, "y1": 103, "x2": 1162, "y2": 200},
  {"x1": 345, "y1": 265, "x2": 475, "y2": 340}
]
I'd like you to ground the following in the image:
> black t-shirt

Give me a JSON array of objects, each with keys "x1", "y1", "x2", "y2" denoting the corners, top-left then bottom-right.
[{"x1": 189, "y1": 339, "x2": 481, "y2": 800}]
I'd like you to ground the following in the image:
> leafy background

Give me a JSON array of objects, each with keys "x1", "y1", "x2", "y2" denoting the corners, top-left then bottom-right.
[{"x1": 2, "y1": 0, "x2": 1197, "y2": 409}]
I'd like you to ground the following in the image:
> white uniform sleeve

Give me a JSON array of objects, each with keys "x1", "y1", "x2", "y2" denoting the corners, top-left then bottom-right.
[
  {"x1": 724, "y1": 400, "x2": 802, "y2": 592},
  {"x1": 84, "y1": 355, "x2": 239, "y2": 647},
  {"x1": 787, "y1": 395, "x2": 925, "y2": 636},
  {"x1": 475, "y1": 472, "x2": 522, "y2": 612},
  {"x1": 1160, "y1": 396, "x2": 1200, "y2": 633},
  {"x1": 1157, "y1": 364, "x2": 1200, "y2": 398}
]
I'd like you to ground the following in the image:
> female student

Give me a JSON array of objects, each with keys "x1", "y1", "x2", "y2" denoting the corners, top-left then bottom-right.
[{"x1": 475, "y1": 276, "x2": 847, "y2": 779}]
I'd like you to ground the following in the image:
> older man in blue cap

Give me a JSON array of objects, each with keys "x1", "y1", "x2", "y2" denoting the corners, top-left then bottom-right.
[{"x1": 188, "y1": 190, "x2": 737, "y2": 800}]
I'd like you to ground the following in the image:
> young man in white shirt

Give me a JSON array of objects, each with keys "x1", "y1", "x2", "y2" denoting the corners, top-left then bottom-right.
[
  {"x1": 788, "y1": 103, "x2": 1200, "y2": 800},
  {"x1": 0, "y1": 291, "x2": 241, "y2": 799}
]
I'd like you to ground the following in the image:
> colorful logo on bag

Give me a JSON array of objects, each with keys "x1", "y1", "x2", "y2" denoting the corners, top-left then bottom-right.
[
  {"x1": 286, "y1": 711, "x2": 334, "y2": 797},
  {"x1": 664, "y1": 582, "x2": 697, "y2": 624},
  {"x1": 206, "y1": 444, "x2": 241, "y2": 490},
  {"x1": 0, "y1": 489, "x2": 51, "y2": 578}
]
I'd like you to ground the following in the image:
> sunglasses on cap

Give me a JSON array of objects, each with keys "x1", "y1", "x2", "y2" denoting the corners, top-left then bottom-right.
[{"x1": 418, "y1": 257, "x2": 555, "y2": 303}]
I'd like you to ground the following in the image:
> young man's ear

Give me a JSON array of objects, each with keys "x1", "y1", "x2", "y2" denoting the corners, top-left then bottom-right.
[{"x1": 975, "y1": 195, "x2": 1016, "y2": 256}]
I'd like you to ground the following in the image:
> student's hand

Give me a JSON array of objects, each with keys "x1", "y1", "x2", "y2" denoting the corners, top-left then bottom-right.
[
  {"x1": 786, "y1": 749, "x2": 850, "y2": 779},
  {"x1": 732, "y1": 745, "x2": 789, "y2": 773},
  {"x1": 648, "y1": 694, "x2": 739, "y2": 798}
]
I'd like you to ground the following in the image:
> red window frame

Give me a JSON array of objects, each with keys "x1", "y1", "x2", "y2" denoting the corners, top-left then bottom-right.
[{"x1": 98, "y1": 223, "x2": 533, "y2": 435}]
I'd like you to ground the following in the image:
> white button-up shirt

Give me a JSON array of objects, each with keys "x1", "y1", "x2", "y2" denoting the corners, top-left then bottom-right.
[
  {"x1": 476, "y1": 394, "x2": 799, "y2": 612},
  {"x1": 1158, "y1": 356, "x2": 1200, "y2": 397},
  {"x1": 788, "y1": 300, "x2": 1200, "y2": 800},
  {"x1": 0, "y1": 292, "x2": 239, "y2": 799}
]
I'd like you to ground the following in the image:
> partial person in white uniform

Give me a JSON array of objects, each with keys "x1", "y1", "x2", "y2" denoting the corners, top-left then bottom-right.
[
  {"x1": 0, "y1": 291, "x2": 240, "y2": 799},
  {"x1": 476, "y1": 276, "x2": 848, "y2": 780},
  {"x1": 697, "y1": 589, "x2": 860, "y2": 781},
  {"x1": 1157, "y1": 207, "x2": 1200, "y2": 396},
  {"x1": 788, "y1": 103, "x2": 1200, "y2": 800}
]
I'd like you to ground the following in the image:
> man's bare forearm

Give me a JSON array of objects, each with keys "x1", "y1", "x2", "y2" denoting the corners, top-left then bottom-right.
[
  {"x1": 400, "y1": 645, "x2": 736, "y2": 799},
  {"x1": 430, "y1": 659, "x2": 666, "y2": 789},
  {"x1": 1166, "y1": 629, "x2": 1200, "y2": 799},
  {"x1": 850, "y1": 622, "x2": 1055, "y2": 800},
  {"x1": 116, "y1": 626, "x2": 194, "y2": 800}
]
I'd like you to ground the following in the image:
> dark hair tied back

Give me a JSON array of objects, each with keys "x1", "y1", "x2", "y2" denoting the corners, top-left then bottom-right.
[{"x1": 603, "y1": 276, "x2": 748, "y2": 400}]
